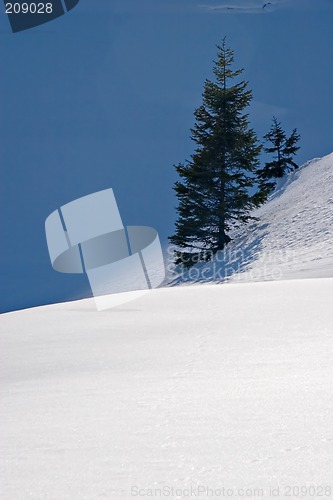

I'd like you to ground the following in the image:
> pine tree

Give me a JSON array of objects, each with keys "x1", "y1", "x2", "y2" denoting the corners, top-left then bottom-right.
[
  {"x1": 169, "y1": 40, "x2": 263, "y2": 267},
  {"x1": 259, "y1": 117, "x2": 300, "y2": 185}
]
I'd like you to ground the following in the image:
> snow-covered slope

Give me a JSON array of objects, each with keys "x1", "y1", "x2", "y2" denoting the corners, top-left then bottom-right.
[
  {"x1": 1, "y1": 279, "x2": 333, "y2": 499},
  {"x1": 2, "y1": 154, "x2": 333, "y2": 499},
  {"x1": 168, "y1": 153, "x2": 333, "y2": 286}
]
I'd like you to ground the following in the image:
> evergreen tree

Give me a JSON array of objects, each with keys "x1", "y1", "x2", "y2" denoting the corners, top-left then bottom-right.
[
  {"x1": 169, "y1": 40, "x2": 263, "y2": 267},
  {"x1": 259, "y1": 117, "x2": 300, "y2": 187}
]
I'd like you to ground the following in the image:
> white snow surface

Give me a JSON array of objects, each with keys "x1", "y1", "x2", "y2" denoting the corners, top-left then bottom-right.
[
  {"x1": 168, "y1": 153, "x2": 333, "y2": 286},
  {"x1": 2, "y1": 153, "x2": 333, "y2": 499},
  {"x1": 1, "y1": 279, "x2": 333, "y2": 499}
]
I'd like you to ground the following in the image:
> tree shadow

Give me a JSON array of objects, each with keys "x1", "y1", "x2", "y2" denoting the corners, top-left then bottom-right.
[{"x1": 168, "y1": 222, "x2": 269, "y2": 285}]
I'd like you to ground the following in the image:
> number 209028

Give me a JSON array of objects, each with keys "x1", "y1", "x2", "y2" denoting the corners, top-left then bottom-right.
[{"x1": 6, "y1": 3, "x2": 53, "y2": 14}]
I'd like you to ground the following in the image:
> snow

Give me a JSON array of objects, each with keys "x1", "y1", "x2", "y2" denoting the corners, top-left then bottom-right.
[
  {"x1": 1, "y1": 278, "x2": 333, "y2": 499},
  {"x1": 2, "y1": 153, "x2": 333, "y2": 499},
  {"x1": 168, "y1": 153, "x2": 333, "y2": 286}
]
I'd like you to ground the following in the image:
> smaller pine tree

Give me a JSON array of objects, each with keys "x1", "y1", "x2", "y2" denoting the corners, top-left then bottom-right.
[{"x1": 258, "y1": 117, "x2": 300, "y2": 190}]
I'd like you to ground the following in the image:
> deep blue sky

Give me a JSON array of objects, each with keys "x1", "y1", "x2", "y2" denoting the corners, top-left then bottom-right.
[{"x1": 1, "y1": 0, "x2": 332, "y2": 312}]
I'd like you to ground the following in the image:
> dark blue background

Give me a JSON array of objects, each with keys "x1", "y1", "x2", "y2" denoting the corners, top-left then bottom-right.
[{"x1": 1, "y1": 0, "x2": 333, "y2": 312}]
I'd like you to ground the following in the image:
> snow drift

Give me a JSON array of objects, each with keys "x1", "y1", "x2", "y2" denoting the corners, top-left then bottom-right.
[{"x1": 1, "y1": 279, "x2": 333, "y2": 499}]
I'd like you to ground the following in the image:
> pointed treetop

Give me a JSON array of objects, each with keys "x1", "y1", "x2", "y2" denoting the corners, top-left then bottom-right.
[{"x1": 213, "y1": 38, "x2": 244, "y2": 84}]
